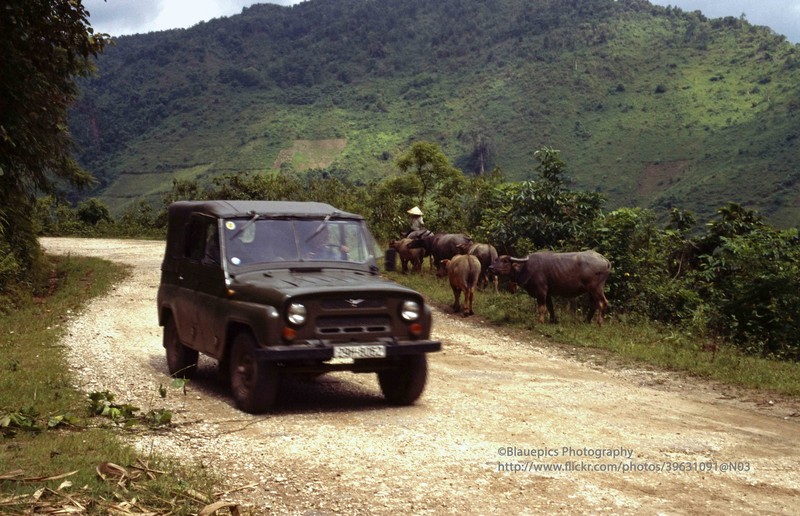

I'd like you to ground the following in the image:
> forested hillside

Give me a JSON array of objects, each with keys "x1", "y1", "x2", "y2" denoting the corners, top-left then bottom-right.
[{"x1": 70, "y1": 0, "x2": 800, "y2": 226}]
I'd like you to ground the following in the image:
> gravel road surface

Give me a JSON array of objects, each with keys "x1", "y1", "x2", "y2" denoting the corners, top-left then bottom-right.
[{"x1": 41, "y1": 237, "x2": 800, "y2": 515}]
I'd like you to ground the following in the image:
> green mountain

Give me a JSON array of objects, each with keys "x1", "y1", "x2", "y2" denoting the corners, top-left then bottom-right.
[{"x1": 70, "y1": 0, "x2": 800, "y2": 226}]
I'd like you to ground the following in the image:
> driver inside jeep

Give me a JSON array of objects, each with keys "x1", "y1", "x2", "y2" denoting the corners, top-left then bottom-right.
[{"x1": 298, "y1": 222, "x2": 349, "y2": 260}]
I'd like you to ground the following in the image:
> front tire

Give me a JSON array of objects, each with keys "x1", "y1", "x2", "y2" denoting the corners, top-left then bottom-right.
[
  {"x1": 164, "y1": 316, "x2": 198, "y2": 379},
  {"x1": 229, "y1": 332, "x2": 279, "y2": 413},
  {"x1": 378, "y1": 354, "x2": 428, "y2": 406}
]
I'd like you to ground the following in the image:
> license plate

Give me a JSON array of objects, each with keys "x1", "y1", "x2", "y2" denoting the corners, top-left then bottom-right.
[{"x1": 333, "y1": 345, "x2": 386, "y2": 359}]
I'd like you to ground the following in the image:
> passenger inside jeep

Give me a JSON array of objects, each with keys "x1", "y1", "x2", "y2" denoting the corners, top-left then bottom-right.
[{"x1": 225, "y1": 219, "x2": 294, "y2": 265}]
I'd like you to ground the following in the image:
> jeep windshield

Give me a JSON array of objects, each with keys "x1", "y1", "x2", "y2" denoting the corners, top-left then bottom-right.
[{"x1": 222, "y1": 218, "x2": 376, "y2": 267}]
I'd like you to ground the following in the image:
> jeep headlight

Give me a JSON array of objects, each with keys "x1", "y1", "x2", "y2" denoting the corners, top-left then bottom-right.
[
  {"x1": 400, "y1": 300, "x2": 421, "y2": 322},
  {"x1": 287, "y1": 303, "x2": 307, "y2": 326}
]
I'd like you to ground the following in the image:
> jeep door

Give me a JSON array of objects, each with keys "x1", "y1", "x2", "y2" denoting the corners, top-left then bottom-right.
[{"x1": 190, "y1": 216, "x2": 228, "y2": 357}]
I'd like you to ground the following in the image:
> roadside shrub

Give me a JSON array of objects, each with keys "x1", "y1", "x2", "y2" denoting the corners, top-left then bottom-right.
[
  {"x1": 696, "y1": 226, "x2": 800, "y2": 359},
  {"x1": 478, "y1": 148, "x2": 604, "y2": 255}
]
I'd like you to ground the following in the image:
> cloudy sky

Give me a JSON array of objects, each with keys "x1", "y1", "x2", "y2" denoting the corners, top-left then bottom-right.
[
  {"x1": 649, "y1": 1, "x2": 799, "y2": 43},
  {"x1": 83, "y1": 0, "x2": 299, "y2": 36},
  {"x1": 84, "y1": 0, "x2": 798, "y2": 43}
]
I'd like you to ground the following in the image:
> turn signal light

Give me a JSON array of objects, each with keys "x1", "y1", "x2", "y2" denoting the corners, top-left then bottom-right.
[
  {"x1": 409, "y1": 323, "x2": 423, "y2": 337},
  {"x1": 282, "y1": 327, "x2": 297, "y2": 341}
]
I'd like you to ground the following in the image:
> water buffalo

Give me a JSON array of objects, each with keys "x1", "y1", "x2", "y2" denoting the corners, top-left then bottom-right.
[
  {"x1": 456, "y1": 242, "x2": 499, "y2": 293},
  {"x1": 406, "y1": 229, "x2": 435, "y2": 270},
  {"x1": 437, "y1": 254, "x2": 482, "y2": 316},
  {"x1": 388, "y1": 238, "x2": 424, "y2": 273},
  {"x1": 408, "y1": 231, "x2": 472, "y2": 270},
  {"x1": 490, "y1": 250, "x2": 611, "y2": 325}
]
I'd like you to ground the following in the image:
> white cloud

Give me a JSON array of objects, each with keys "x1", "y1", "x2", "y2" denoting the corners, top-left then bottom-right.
[
  {"x1": 649, "y1": 0, "x2": 800, "y2": 43},
  {"x1": 84, "y1": 0, "x2": 300, "y2": 36},
  {"x1": 84, "y1": 0, "x2": 162, "y2": 36}
]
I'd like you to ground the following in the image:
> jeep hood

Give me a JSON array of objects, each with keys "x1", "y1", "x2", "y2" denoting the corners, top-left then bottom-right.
[{"x1": 228, "y1": 267, "x2": 422, "y2": 303}]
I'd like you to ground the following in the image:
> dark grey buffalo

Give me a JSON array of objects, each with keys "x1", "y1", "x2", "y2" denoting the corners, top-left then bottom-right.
[
  {"x1": 408, "y1": 231, "x2": 472, "y2": 270},
  {"x1": 489, "y1": 250, "x2": 611, "y2": 325},
  {"x1": 456, "y1": 242, "x2": 499, "y2": 293}
]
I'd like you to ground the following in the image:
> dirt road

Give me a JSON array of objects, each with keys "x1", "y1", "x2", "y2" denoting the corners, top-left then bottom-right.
[{"x1": 41, "y1": 237, "x2": 800, "y2": 514}]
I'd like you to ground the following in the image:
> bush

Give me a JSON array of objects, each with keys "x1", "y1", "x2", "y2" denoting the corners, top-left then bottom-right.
[{"x1": 697, "y1": 226, "x2": 800, "y2": 359}]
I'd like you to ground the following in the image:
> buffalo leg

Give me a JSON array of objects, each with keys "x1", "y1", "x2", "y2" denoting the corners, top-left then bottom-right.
[
  {"x1": 546, "y1": 295, "x2": 557, "y2": 323},
  {"x1": 464, "y1": 288, "x2": 474, "y2": 316},
  {"x1": 535, "y1": 295, "x2": 549, "y2": 324},
  {"x1": 593, "y1": 292, "x2": 609, "y2": 326},
  {"x1": 451, "y1": 287, "x2": 462, "y2": 313},
  {"x1": 586, "y1": 294, "x2": 597, "y2": 324}
]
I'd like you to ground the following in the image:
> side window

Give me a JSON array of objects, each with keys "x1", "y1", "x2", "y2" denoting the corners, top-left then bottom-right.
[
  {"x1": 202, "y1": 223, "x2": 220, "y2": 265},
  {"x1": 184, "y1": 219, "x2": 217, "y2": 262}
]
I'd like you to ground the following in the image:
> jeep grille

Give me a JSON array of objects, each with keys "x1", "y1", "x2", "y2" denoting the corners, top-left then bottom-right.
[{"x1": 316, "y1": 315, "x2": 391, "y2": 335}]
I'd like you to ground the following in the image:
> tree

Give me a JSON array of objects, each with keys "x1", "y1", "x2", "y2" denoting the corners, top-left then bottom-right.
[
  {"x1": 396, "y1": 141, "x2": 459, "y2": 209},
  {"x1": 479, "y1": 147, "x2": 604, "y2": 254},
  {"x1": 0, "y1": 0, "x2": 109, "y2": 294},
  {"x1": 365, "y1": 175, "x2": 422, "y2": 241},
  {"x1": 76, "y1": 198, "x2": 113, "y2": 226}
]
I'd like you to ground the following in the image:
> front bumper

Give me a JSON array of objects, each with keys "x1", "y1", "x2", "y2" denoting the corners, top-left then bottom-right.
[{"x1": 256, "y1": 339, "x2": 441, "y2": 362}]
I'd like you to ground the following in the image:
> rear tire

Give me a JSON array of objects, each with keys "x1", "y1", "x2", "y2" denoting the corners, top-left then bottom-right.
[
  {"x1": 164, "y1": 316, "x2": 198, "y2": 379},
  {"x1": 378, "y1": 354, "x2": 428, "y2": 406},
  {"x1": 229, "y1": 332, "x2": 278, "y2": 413}
]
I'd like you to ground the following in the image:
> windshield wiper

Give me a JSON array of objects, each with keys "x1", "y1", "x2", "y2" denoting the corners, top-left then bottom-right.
[
  {"x1": 304, "y1": 213, "x2": 334, "y2": 243},
  {"x1": 230, "y1": 212, "x2": 260, "y2": 239}
]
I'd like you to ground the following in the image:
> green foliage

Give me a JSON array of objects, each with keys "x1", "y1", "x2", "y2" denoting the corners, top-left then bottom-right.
[
  {"x1": 88, "y1": 390, "x2": 141, "y2": 424},
  {"x1": 117, "y1": 198, "x2": 164, "y2": 237},
  {"x1": 0, "y1": 407, "x2": 41, "y2": 436},
  {"x1": 589, "y1": 202, "x2": 800, "y2": 359},
  {"x1": 0, "y1": 227, "x2": 23, "y2": 307},
  {"x1": 86, "y1": 389, "x2": 175, "y2": 428},
  {"x1": 365, "y1": 175, "x2": 422, "y2": 239},
  {"x1": 76, "y1": 198, "x2": 113, "y2": 226},
  {"x1": 478, "y1": 147, "x2": 604, "y2": 255},
  {"x1": 693, "y1": 206, "x2": 800, "y2": 359},
  {"x1": 394, "y1": 141, "x2": 471, "y2": 232},
  {"x1": 34, "y1": 196, "x2": 114, "y2": 237},
  {"x1": 0, "y1": 0, "x2": 109, "y2": 299},
  {"x1": 396, "y1": 142, "x2": 459, "y2": 208},
  {"x1": 595, "y1": 208, "x2": 704, "y2": 326}
]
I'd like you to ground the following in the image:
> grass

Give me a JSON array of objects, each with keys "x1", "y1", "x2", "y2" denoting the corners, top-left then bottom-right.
[
  {"x1": 389, "y1": 270, "x2": 800, "y2": 397},
  {"x1": 0, "y1": 255, "x2": 220, "y2": 515}
]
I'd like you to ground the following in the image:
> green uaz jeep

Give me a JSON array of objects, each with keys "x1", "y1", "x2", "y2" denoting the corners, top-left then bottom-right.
[{"x1": 157, "y1": 200, "x2": 441, "y2": 413}]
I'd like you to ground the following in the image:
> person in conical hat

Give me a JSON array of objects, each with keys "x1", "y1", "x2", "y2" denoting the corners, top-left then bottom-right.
[{"x1": 407, "y1": 206, "x2": 424, "y2": 232}]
